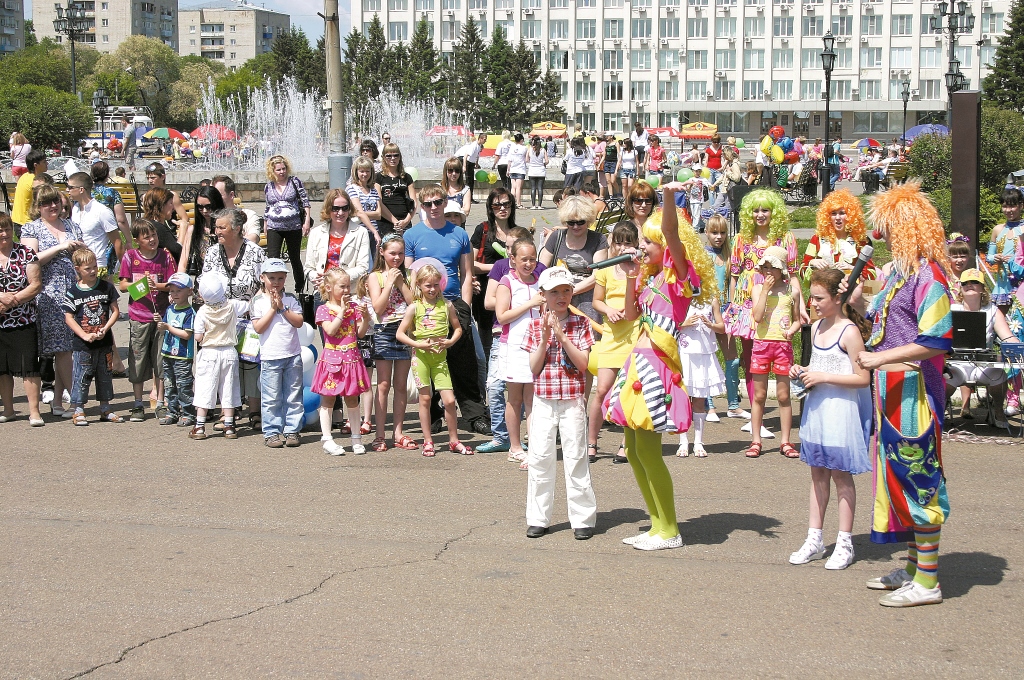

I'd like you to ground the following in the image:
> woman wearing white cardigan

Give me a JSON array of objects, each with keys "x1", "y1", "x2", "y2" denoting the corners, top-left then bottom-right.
[{"x1": 303, "y1": 188, "x2": 373, "y2": 299}]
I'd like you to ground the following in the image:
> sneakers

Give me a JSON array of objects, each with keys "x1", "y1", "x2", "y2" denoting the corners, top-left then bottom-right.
[
  {"x1": 622, "y1": 532, "x2": 651, "y2": 545},
  {"x1": 159, "y1": 414, "x2": 177, "y2": 425},
  {"x1": 866, "y1": 567, "x2": 913, "y2": 591},
  {"x1": 1006, "y1": 391, "x2": 1020, "y2": 416},
  {"x1": 740, "y1": 422, "x2": 775, "y2": 438},
  {"x1": 265, "y1": 434, "x2": 285, "y2": 448},
  {"x1": 878, "y1": 581, "x2": 943, "y2": 607},
  {"x1": 129, "y1": 406, "x2": 145, "y2": 422},
  {"x1": 351, "y1": 442, "x2": 366, "y2": 454},
  {"x1": 322, "y1": 438, "x2": 345, "y2": 456},
  {"x1": 825, "y1": 542, "x2": 855, "y2": 570},
  {"x1": 633, "y1": 534, "x2": 683, "y2": 551},
  {"x1": 705, "y1": 411, "x2": 721, "y2": 423},
  {"x1": 727, "y1": 408, "x2": 751, "y2": 419},
  {"x1": 789, "y1": 538, "x2": 826, "y2": 565},
  {"x1": 284, "y1": 433, "x2": 301, "y2": 447}
]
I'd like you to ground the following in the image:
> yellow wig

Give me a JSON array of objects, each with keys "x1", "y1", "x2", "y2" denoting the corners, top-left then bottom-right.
[
  {"x1": 868, "y1": 180, "x2": 950, "y2": 276},
  {"x1": 640, "y1": 207, "x2": 718, "y2": 306},
  {"x1": 815, "y1": 188, "x2": 867, "y2": 243}
]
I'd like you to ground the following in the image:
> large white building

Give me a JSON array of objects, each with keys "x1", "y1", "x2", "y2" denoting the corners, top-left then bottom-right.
[
  {"x1": 34, "y1": 0, "x2": 179, "y2": 52},
  {"x1": 180, "y1": 1, "x2": 290, "y2": 70},
  {"x1": 360, "y1": 0, "x2": 1011, "y2": 140}
]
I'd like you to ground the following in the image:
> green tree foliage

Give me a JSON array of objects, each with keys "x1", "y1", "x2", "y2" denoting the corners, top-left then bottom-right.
[
  {"x1": 928, "y1": 186, "x2": 1004, "y2": 242},
  {"x1": 908, "y1": 132, "x2": 952, "y2": 192},
  {"x1": 451, "y1": 16, "x2": 486, "y2": 127},
  {"x1": 980, "y1": 105, "x2": 1024, "y2": 190},
  {"x1": 84, "y1": 72, "x2": 144, "y2": 108},
  {"x1": 983, "y1": 0, "x2": 1024, "y2": 112},
  {"x1": 482, "y1": 26, "x2": 517, "y2": 130},
  {"x1": 535, "y1": 69, "x2": 566, "y2": 123},
  {"x1": 270, "y1": 28, "x2": 322, "y2": 93},
  {"x1": 168, "y1": 60, "x2": 224, "y2": 131},
  {"x1": 356, "y1": 15, "x2": 389, "y2": 100},
  {"x1": 93, "y1": 36, "x2": 182, "y2": 123},
  {"x1": 404, "y1": 17, "x2": 440, "y2": 103},
  {"x1": 0, "y1": 40, "x2": 74, "y2": 91},
  {"x1": 0, "y1": 84, "x2": 93, "y2": 150},
  {"x1": 23, "y1": 20, "x2": 36, "y2": 48}
]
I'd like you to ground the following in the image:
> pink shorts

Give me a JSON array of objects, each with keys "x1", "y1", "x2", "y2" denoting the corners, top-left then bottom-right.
[{"x1": 749, "y1": 339, "x2": 793, "y2": 375}]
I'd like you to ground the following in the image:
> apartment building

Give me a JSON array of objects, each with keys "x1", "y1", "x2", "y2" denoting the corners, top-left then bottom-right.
[
  {"x1": 179, "y1": 1, "x2": 290, "y2": 70},
  {"x1": 360, "y1": 0, "x2": 1012, "y2": 140},
  {"x1": 34, "y1": 0, "x2": 178, "y2": 53},
  {"x1": 0, "y1": 0, "x2": 23, "y2": 55}
]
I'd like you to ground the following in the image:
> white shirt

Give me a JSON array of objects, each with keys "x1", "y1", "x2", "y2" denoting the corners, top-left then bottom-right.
[
  {"x1": 495, "y1": 140, "x2": 512, "y2": 165},
  {"x1": 565, "y1": 147, "x2": 590, "y2": 175},
  {"x1": 507, "y1": 143, "x2": 528, "y2": 174},
  {"x1": 630, "y1": 129, "x2": 649, "y2": 149},
  {"x1": 457, "y1": 141, "x2": 482, "y2": 164},
  {"x1": 72, "y1": 199, "x2": 119, "y2": 267},
  {"x1": 250, "y1": 292, "x2": 302, "y2": 360},
  {"x1": 527, "y1": 148, "x2": 547, "y2": 177}
]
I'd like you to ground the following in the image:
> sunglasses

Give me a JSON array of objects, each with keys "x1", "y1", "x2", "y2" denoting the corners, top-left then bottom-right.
[
  {"x1": 422, "y1": 198, "x2": 445, "y2": 209},
  {"x1": 565, "y1": 219, "x2": 587, "y2": 227},
  {"x1": 331, "y1": 204, "x2": 351, "y2": 212},
  {"x1": 384, "y1": 153, "x2": 400, "y2": 159},
  {"x1": 40, "y1": 200, "x2": 61, "y2": 208},
  {"x1": 492, "y1": 201, "x2": 512, "y2": 210},
  {"x1": 197, "y1": 203, "x2": 213, "y2": 211},
  {"x1": 631, "y1": 198, "x2": 654, "y2": 205}
]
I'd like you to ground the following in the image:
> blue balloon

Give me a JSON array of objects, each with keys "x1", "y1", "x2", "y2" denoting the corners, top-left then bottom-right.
[
  {"x1": 779, "y1": 137, "x2": 794, "y2": 152},
  {"x1": 302, "y1": 387, "x2": 321, "y2": 414},
  {"x1": 307, "y1": 344, "x2": 318, "y2": 361},
  {"x1": 304, "y1": 410, "x2": 320, "y2": 428}
]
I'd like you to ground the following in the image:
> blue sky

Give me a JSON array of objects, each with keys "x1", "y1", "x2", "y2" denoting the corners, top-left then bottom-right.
[{"x1": 26, "y1": 0, "x2": 341, "y2": 44}]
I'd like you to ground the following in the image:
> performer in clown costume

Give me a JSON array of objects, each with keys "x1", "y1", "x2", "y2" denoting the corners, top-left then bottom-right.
[
  {"x1": 856, "y1": 181, "x2": 952, "y2": 607},
  {"x1": 604, "y1": 182, "x2": 718, "y2": 551}
]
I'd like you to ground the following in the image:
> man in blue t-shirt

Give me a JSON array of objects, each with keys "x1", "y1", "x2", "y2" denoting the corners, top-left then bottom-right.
[{"x1": 404, "y1": 186, "x2": 489, "y2": 434}]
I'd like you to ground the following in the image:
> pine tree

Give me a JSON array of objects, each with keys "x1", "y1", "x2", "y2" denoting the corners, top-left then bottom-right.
[
  {"x1": 451, "y1": 16, "x2": 486, "y2": 128},
  {"x1": 482, "y1": 25, "x2": 517, "y2": 130},
  {"x1": 357, "y1": 15, "x2": 389, "y2": 100},
  {"x1": 341, "y1": 28, "x2": 364, "y2": 110},
  {"x1": 534, "y1": 69, "x2": 565, "y2": 123},
  {"x1": 983, "y1": 0, "x2": 1024, "y2": 112},
  {"x1": 405, "y1": 17, "x2": 440, "y2": 103},
  {"x1": 511, "y1": 38, "x2": 541, "y2": 129},
  {"x1": 270, "y1": 28, "x2": 319, "y2": 93}
]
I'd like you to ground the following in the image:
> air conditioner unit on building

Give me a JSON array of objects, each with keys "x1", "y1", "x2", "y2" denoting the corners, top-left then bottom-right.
[
  {"x1": 637, "y1": 5, "x2": 646, "y2": 12},
  {"x1": 864, "y1": 4, "x2": 873, "y2": 12},
  {"x1": 582, "y1": 72, "x2": 590, "y2": 79},
  {"x1": 715, "y1": 70, "x2": 725, "y2": 78},
  {"x1": 523, "y1": 7, "x2": 533, "y2": 14},
  {"x1": 838, "y1": 2, "x2": 848, "y2": 9},
  {"x1": 744, "y1": 37, "x2": 752, "y2": 44},
  {"x1": 666, "y1": 6, "x2": 674, "y2": 13},
  {"x1": 837, "y1": 36, "x2": 847, "y2": 43},
  {"x1": 982, "y1": 33, "x2": 991, "y2": 43},
  {"x1": 781, "y1": 37, "x2": 789, "y2": 44},
  {"x1": 706, "y1": 91, "x2": 714, "y2": 99},
  {"x1": 861, "y1": 36, "x2": 869, "y2": 43},
  {"x1": 728, "y1": 37, "x2": 735, "y2": 44},
  {"x1": 911, "y1": 88, "x2": 919, "y2": 96},
  {"x1": 804, "y1": 5, "x2": 814, "y2": 13},
  {"x1": 638, "y1": 101, "x2": 649, "y2": 108},
  {"x1": 641, "y1": 37, "x2": 650, "y2": 44},
  {"x1": 549, "y1": 40, "x2": 559, "y2": 48},
  {"x1": 610, "y1": 70, "x2": 620, "y2": 77},
  {"x1": 587, "y1": 39, "x2": 595, "y2": 46},
  {"x1": 532, "y1": 39, "x2": 541, "y2": 46},
  {"x1": 420, "y1": 11, "x2": 429, "y2": 19},
  {"x1": 505, "y1": 8, "x2": 514, "y2": 15},
  {"x1": 757, "y1": 5, "x2": 763, "y2": 12},
  {"x1": 668, "y1": 69, "x2": 677, "y2": 77},
  {"x1": 445, "y1": 9, "x2": 454, "y2": 16},
  {"x1": 982, "y1": 0, "x2": 992, "y2": 7},
  {"x1": 890, "y1": 69, "x2": 900, "y2": 78},
  {"x1": 614, "y1": 38, "x2": 622, "y2": 45}
]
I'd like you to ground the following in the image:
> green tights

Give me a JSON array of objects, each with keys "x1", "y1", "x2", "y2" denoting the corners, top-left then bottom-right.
[{"x1": 624, "y1": 427, "x2": 679, "y2": 539}]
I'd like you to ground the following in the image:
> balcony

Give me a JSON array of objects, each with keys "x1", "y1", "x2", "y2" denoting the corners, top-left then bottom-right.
[
  {"x1": 263, "y1": 31, "x2": 273, "y2": 38},
  {"x1": 161, "y1": 27, "x2": 172, "y2": 36}
]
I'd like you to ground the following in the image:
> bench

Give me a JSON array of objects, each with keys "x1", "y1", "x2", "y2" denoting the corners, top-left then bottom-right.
[
  {"x1": 593, "y1": 197, "x2": 626, "y2": 234},
  {"x1": 882, "y1": 163, "x2": 911, "y2": 188},
  {"x1": 2, "y1": 180, "x2": 140, "y2": 220},
  {"x1": 182, "y1": 197, "x2": 265, "y2": 247}
]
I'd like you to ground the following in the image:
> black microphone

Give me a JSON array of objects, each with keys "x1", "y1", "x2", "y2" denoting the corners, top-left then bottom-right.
[
  {"x1": 840, "y1": 245, "x2": 874, "y2": 304},
  {"x1": 588, "y1": 252, "x2": 639, "y2": 270}
]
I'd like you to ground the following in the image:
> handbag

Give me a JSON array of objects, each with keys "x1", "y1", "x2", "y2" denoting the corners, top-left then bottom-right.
[
  {"x1": 299, "y1": 280, "x2": 317, "y2": 325},
  {"x1": 290, "y1": 176, "x2": 307, "y2": 226},
  {"x1": 236, "y1": 318, "x2": 261, "y2": 363}
]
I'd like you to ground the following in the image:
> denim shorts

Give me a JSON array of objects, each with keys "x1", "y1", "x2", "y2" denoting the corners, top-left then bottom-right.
[
  {"x1": 620, "y1": 169, "x2": 637, "y2": 179},
  {"x1": 603, "y1": 162, "x2": 617, "y2": 174},
  {"x1": 508, "y1": 172, "x2": 525, "y2": 180},
  {"x1": 372, "y1": 321, "x2": 411, "y2": 361}
]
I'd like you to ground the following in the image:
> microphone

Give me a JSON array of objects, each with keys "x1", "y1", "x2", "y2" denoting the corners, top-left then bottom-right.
[
  {"x1": 588, "y1": 252, "x2": 640, "y2": 270},
  {"x1": 840, "y1": 245, "x2": 874, "y2": 304}
]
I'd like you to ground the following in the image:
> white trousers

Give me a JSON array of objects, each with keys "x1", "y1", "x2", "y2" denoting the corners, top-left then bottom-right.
[{"x1": 526, "y1": 396, "x2": 597, "y2": 529}]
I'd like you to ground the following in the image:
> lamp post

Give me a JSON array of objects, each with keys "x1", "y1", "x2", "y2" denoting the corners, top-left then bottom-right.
[
  {"x1": 92, "y1": 86, "x2": 109, "y2": 151},
  {"x1": 53, "y1": 2, "x2": 91, "y2": 101},
  {"x1": 901, "y1": 78, "x2": 911, "y2": 153},
  {"x1": 820, "y1": 30, "x2": 837, "y2": 200},
  {"x1": 931, "y1": 1, "x2": 974, "y2": 126}
]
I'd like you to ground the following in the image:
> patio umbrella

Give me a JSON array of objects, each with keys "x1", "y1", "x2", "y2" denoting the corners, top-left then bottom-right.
[
  {"x1": 900, "y1": 124, "x2": 949, "y2": 143},
  {"x1": 143, "y1": 127, "x2": 187, "y2": 141},
  {"x1": 190, "y1": 124, "x2": 238, "y2": 141},
  {"x1": 854, "y1": 138, "x2": 883, "y2": 149}
]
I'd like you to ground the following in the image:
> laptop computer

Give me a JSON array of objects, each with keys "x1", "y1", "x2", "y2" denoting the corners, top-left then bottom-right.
[{"x1": 951, "y1": 310, "x2": 988, "y2": 352}]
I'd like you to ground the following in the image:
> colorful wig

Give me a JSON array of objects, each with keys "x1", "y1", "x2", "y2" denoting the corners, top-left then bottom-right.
[
  {"x1": 868, "y1": 180, "x2": 950, "y2": 276},
  {"x1": 815, "y1": 188, "x2": 866, "y2": 243},
  {"x1": 640, "y1": 207, "x2": 718, "y2": 306},
  {"x1": 738, "y1": 188, "x2": 790, "y2": 243}
]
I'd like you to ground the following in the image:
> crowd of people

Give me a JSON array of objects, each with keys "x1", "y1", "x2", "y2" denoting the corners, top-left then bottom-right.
[{"x1": 7, "y1": 132, "x2": 1014, "y2": 609}]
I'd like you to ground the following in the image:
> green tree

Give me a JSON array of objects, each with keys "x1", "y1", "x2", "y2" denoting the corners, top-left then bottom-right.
[
  {"x1": 980, "y1": 105, "x2": 1024, "y2": 190},
  {"x1": 534, "y1": 69, "x2": 565, "y2": 123},
  {"x1": 84, "y1": 71, "x2": 144, "y2": 108},
  {"x1": 404, "y1": 17, "x2": 440, "y2": 103},
  {"x1": 481, "y1": 25, "x2": 516, "y2": 130},
  {"x1": 0, "y1": 40, "x2": 73, "y2": 91},
  {"x1": 23, "y1": 19, "x2": 36, "y2": 48},
  {"x1": 907, "y1": 132, "x2": 952, "y2": 192},
  {"x1": 168, "y1": 60, "x2": 223, "y2": 131},
  {"x1": 341, "y1": 28, "x2": 364, "y2": 112},
  {"x1": 0, "y1": 84, "x2": 93, "y2": 150},
  {"x1": 511, "y1": 38, "x2": 541, "y2": 128},
  {"x1": 93, "y1": 36, "x2": 181, "y2": 123},
  {"x1": 355, "y1": 15, "x2": 388, "y2": 99},
  {"x1": 270, "y1": 28, "x2": 321, "y2": 93},
  {"x1": 451, "y1": 16, "x2": 485, "y2": 128},
  {"x1": 983, "y1": 0, "x2": 1024, "y2": 112}
]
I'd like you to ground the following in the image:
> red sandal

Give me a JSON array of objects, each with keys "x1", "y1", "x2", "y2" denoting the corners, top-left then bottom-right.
[
  {"x1": 370, "y1": 437, "x2": 388, "y2": 452},
  {"x1": 744, "y1": 442, "x2": 763, "y2": 458},
  {"x1": 449, "y1": 441, "x2": 474, "y2": 455},
  {"x1": 780, "y1": 443, "x2": 800, "y2": 458},
  {"x1": 394, "y1": 435, "x2": 419, "y2": 450},
  {"x1": 422, "y1": 442, "x2": 435, "y2": 457}
]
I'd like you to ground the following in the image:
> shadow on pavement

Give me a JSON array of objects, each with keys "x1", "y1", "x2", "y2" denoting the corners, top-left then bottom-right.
[
  {"x1": 940, "y1": 551, "x2": 1009, "y2": 599},
  {"x1": 548, "y1": 507, "x2": 650, "y2": 536},
  {"x1": 678, "y1": 512, "x2": 783, "y2": 545}
]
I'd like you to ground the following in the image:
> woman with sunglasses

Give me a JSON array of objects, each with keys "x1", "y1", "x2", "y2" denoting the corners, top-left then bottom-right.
[
  {"x1": 624, "y1": 181, "x2": 657, "y2": 233},
  {"x1": 179, "y1": 186, "x2": 225, "y2": 278},
  {"x1": 304, "y1": 189, "x2": 372, "y2": 305},
  {"x1": 358, "y1": 139, "x2": 381, "y2": 173},
  {"x1": 20, "y1": 184, "x2": 87, "y2": 417},
  {"x1": 470, "y1": 188, "x2": 519, "y2": 354},
  {"x1": 539, "y1": 195, "x2": 607, "y2": 324},
  {"x1": 440, "y1": 157, "x2": 471, "y2": 218},
  {"x1": 375, "y1": 143, "x2": 417, "y2": 236}
]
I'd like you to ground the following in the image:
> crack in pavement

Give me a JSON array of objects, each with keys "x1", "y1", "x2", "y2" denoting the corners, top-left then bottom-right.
[{"x1": 62, "y1": 521, "x2": 499, "y2": 679}]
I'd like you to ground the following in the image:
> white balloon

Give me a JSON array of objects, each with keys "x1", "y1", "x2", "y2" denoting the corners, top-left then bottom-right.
[
  {"x1": 298, "y1": 322, "x2": 316, "y2": 347},
  {"x1": 301, "y1": 346, "x2": 316, "y2": 381}
]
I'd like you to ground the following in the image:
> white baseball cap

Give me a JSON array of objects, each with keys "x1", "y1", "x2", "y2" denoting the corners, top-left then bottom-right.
[
  {"x1": 261, "y1": 258, "x2": 289, "y2": 275},
  {"x1": 443, "y1": 200, "x2": 465, "y2": 216},
  {"x1": 538, "y1": 266, "x2": 575, "y2": 291}
]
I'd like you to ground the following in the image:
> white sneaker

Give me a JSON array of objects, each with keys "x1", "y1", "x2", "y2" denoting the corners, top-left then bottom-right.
[
  {"x1": 739, "y1": 422, "x2": 775, "y2": 438},
  {"x1": 633, "y1": 534, "x2": 683, "y2": 551},
  {"x1": 322, "y1": 439, "x2": 345, "y2": 456},
  {"x1": 41, "y1": 390, "x2": 54, "y2": 405},
  {"x1": 878, "y1": 581, "x2": 943, "y2": 607},
  {"x1": 789, "y1": 538, "x2": 826, "y2": 564},
  {"x1": 63, "y1": 389, "x2": 71, "y2": 404},
  {"x1": 352, "y1": 443, "x2": 366, "y2": 454},
  {"x1": 705, "y1": 411, "x2": 721, "y2": 423},
  {"x1": 825, "y1": 542, "x2": 855, "y2": 570},
  {"x1": 866, "y1": 567, "x2": 913, "y2": 590},
  {"x1": 727, "y1": 408, "x2": 751, "y2": 419},
  {"x1": 622, "y1": 531, "x2": 651, "y2": 545},
  {"x1": 676, "y1": 443, "x2": 689, "y2": 457}
]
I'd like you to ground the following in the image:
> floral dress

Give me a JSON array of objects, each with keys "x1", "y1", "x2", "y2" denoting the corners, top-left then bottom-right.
[
  {"x1": 311, "y1": 303, "x2": 369, "y2": 397},
  {"x1": 723, "y1": 230, "x2": 798, "y2": 339},
  {"x1": 21, "y1": 218, "x2": 83, "y2": 355}
]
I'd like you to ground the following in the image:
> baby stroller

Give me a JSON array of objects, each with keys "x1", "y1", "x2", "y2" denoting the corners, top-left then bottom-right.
[{"x1": 781, "y1": 163, "x2": 818, "y2": 205}]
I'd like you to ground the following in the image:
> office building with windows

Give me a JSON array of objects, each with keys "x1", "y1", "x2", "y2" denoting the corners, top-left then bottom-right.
[
  {"x1": 34, "y1": 0, "x2": 178, "y2": 52},
  {"x1": 360, "y1": 0, "x2": 1011, "y2": 140},
  {"x1": 0, "y1": 0, "x2": 23, "y2": 54},
  {"x1": 179, "y1": 1, "x2": 290, "y2": 70}
]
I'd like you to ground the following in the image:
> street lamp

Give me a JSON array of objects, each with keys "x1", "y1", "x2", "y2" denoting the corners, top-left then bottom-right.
[
  {"x1": 901, "y1": 78, "x2": 911, "y2": 153},
  {"x1": 92, "y1": 86, "x2": 109, "y2": 151},
  {"x1": 53, "y1": 2, "x2": 91, "y2": 100},
  {"x1": 931, "y1": 0, "x2": 974, "y2": 126},
  {"x1": 820, "y1": 30, "x2": 836, "y2": 200}
]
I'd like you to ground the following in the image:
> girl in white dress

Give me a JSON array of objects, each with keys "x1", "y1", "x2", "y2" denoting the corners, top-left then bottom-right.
[{"x1": 677, "y1": 300, "x2": 726, "y2": 457}]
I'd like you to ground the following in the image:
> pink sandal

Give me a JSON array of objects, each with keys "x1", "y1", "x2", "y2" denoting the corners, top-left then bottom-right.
[
  {"x1": 449, "y1": 441, "x2": 474, "y2": 455},
  {"x1": 422, "y1": 442, "x2": 435, "y2": 457}
]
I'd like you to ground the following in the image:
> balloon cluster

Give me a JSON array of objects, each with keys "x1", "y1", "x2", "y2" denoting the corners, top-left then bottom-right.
[
  {"x1": 676, "y1": 167, "x2": 712, "y2": 182},
  {"x1": 297, "y1": 322, "x2": 321, "y2": 429},
  {"x1": 475, "y1": 169, "x2": 500, "y2": 184},
  {"x1": 760, "y1": 127, "x2": 802, "y2": 167}
]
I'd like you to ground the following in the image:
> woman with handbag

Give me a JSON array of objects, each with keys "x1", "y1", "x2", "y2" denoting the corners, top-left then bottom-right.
[
  {"x1": 179, "y1": 186, "x2": 225, "y2": 279},
  {"x1": 375, "y1": 143, "x2": 417, "y2": 237},
  {"x1": 263, "y1": 154, "x2": 311, "y2": 293}
]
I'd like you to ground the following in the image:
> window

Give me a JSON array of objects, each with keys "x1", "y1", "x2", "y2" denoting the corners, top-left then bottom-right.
[
  {"x1": 495, "y1": 0, "x2": 512, "y2": 6},
  {"x1": 229, "y1": 52, "x2": 236, "y2": 59},
  {"x1": 659, "y1": 81, "x2": 679, "y2": 100},
  {"x1": 442, "y1": 20, "x2": 461, "y2": 40},
  {"x1": 230, "y1": 38, "x2": 236, "y2": 45},
  {"x1": 687, "y1": 18, "x2": 708, "y2": 38},
  {"x1": 686, "y1": 81, "x2": 708, "y2": 100},
  {"x1": 772, "y1": 48, "x2": 793, "y2": 69},
  {"x1": 101, "y1": 2, "x2": 108, "y2": 8},
  {"x1": 189, "y1": 38, "x2": 195, "y2": 45},
  {"x1": 920, "y1": 14, "x2": 941, "y2": 34},
  {"x1": 801, "y1": 16, "x2": 823, "y2": 37},
  {"x1": 920, "y1": 79, "x2": 942, "y2": 100},
  {"x1": 470, "y1": 0, "x2": 486, "y2": 7},
  {"x1": 743, "y1": 80, "x2": 764, "y2": 100},
  {"x1": 800, "y1": 79, "x2": 821, "y2": 100},
  {"x1": 685, "y1": 50, "x2": 707, "y2": 69},
  {"x1": 658, "y1": 50, "x2": 680, "y2": 68},
  {"x1": 955, "y1": 45, "x2": 972, "y2": 68},
  {"x1": 102, "y1": 34, "x2": 109, "y2": 42},
  {"x1": 981, "y1": 46, "x2": 996, "y2": 68},
  {"x1": 715, "y1": 112, "x2": 748, "y2": 133},
  {"x1": 801, "y1": 48, "x2": 819, "y2": 69},
  {"x1": 388, "y1": 22, "x2": 408, "y2": 41},
  {"x1": 416, "y1": 0, "x2": 433, "y2": 7},
  {"x1": 189, "y1": 25, "x2": 195, "y2": 33},
  {"x1": 605, "y1": 19, "x2": 626, "y2": 39},
  {"x1": 829, "y1": 80, "x2": 851, "y2": 100},
  {"x1": 576, "y1": 0, "x2": 595, "y2": 6},
  {"x1": 743, "y1": 17, "x2": 764, "y2": 37},
  {"x1": 576, "y1": 50, "x2": 596, "y2": 68},
  {"x1": 836, "y1": 48, "x2": 853, "y2": 69},
  {"x1": 854, "y1": 112, "x2": 895, "y2": 134},
  {"x1": 605, "y1": 0, "x2": 623, "y2": 6},
  {"x1": 388, "y1": 0, "x2": 407, "y2": 10},
  {"x1": 631, "y1": 49, "x2": 652, "y2": 69},
  {"x1": 230, "y1": 25, "x2": 236, "y2": 32},
  {"x1": 743, "y1": 49, "x2": 764, "y2": 69},
  {"x1": 550, "y1": 50, "x2": 569, "y2": 69},
  {"x1": 521, "y1": 20, "x2": 540, "y2": 38},
  {"x1": 441, "y1": 0, "x2": 460, "y2": 7},
  {"x1": 577, "y1": 20, "x2": 596, "y2": 39},
  {"x1": 662, "y1": 0, "x2": 680, "y2": 5},
  {"x1": 771, "y1": 80, "x2": 792, "y2": 100},
  {"x1": 714, "y1": 80, "x2": 736, "y2": 100},
  {"x1": 981, "y1": 13, "x2": 1004, "y2": 34},
  {"x1": 832, "y1": 15, "x2": 852, "y2": 36},
  {"x1": 576, "y1": 81, "x2": 596, "y2": 100},
  {"x1": 561, "y1": 81, "x2": 569, "y2": 100},
  {"x1": 715, "y1": 49, "x2": 735, "y2": 69},
  {"x1": 890, "y1": 47, "x2": 912, "y2": 69},
  {"x1": 478, "y1": 19, "x2": 488, "y2": 35},
  {"x1": 630, "y1": 19, "x2": 651, "y2": 38},
  {"x1": 603, "y1": 114, "x2": 622, "y2": 133},
  {"x1": 853, "y1": 46, "x2": 878, "y2": 68},
  {"x1": 660, "y1": 18, "x2": 680, "y2": 38},
  {"x1": 688, "y1": 0, "x2": 708, "y2": 4},
  {"x1": 362, "y1": 23, "x2": 372, "y2": 36},
  {"x1": 891, "y1": 14, "x2": 913, "y2": 36},
  {"x1": 861, "y1": 15, "x2": 882, "y2": 36},
  {"x1": 773, "y1": 17, "x2": 793, "y2": 37},
  {"x1": 101, "y1": 18, "x2": 108, "y2": 26},
  {"x1": 715, "y1": 17, "x2": 736, "y2": 37},
  {"x1": 632, "y1": 81, "x2": 651, "y2": 100},
  {"x1": 635, "y1": 0, "x2": 652, "y2": 7},
  {"x1": 605, "y1": 49, "x2": 624, "y2": 68},
  {"x1": 550, "y1": 20, "x2": 568, "y2": 39},
  {"x1": 863, "y1": 80, "x2": 882, "y2": 100},
  {"x1": 604, "y1": 80, "x2": 624, "y2": 100}
]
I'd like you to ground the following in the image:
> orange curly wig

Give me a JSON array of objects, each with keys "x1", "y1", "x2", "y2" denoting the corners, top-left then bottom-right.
[
  {"x1": 868, "y1": 180, "x2": 950, "y2": 276},
  {"x1": 815, "y1": 188, "x2": 866, "y2": 243}
]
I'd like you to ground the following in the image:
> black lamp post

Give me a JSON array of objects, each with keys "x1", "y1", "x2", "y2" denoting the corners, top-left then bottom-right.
[
  {"x1": 932, "y1": 1, "x2": 975, "y2": 126},
  {"x1": 901, "y1": 78, "x2": 911, "y2": 152},
  {"x1": 820, "y1": 30, "x2": 836, "y2": 200},
  {"x1": 92, "y1": 86, "x2": 109, "y2": 151},
  {"x1": 53, "y1": 2, "x2": 91, "y2": 101}
]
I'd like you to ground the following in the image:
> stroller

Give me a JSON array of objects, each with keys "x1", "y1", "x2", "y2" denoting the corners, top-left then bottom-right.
[{"x1": 781, "y1": 163, "x2": 818, "y2": 205}]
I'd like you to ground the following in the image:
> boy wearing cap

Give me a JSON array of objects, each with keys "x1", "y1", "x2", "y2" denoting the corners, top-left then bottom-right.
[
  {"x1": 191, "y1": 274, "x2": 248, "y2": 440},
  {"x1": 157, "y1": 273, "x2": 196, "y2": 426},
  {"x1": 251, "y1": 258, "x2": 305, "y2": 448},
  {"x1": 523, "y1": 266, "x2": 598, "y2": 540}
]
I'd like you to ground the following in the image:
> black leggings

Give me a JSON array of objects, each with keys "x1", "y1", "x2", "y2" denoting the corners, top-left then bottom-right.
[
  {"x1": 498, "y1": 164, "x2": 509, "y2": 190},
  {"x1": 529, "y1": 177, "x2": 544, "y2": 206},
  {"x1": 266, "y1": 228, "x2": 304, "y2": 291}
]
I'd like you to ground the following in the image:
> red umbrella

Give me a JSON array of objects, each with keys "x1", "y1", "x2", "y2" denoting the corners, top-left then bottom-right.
[{"x1": 191, "y1": 124, "x2": 238, "y2": 141}]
